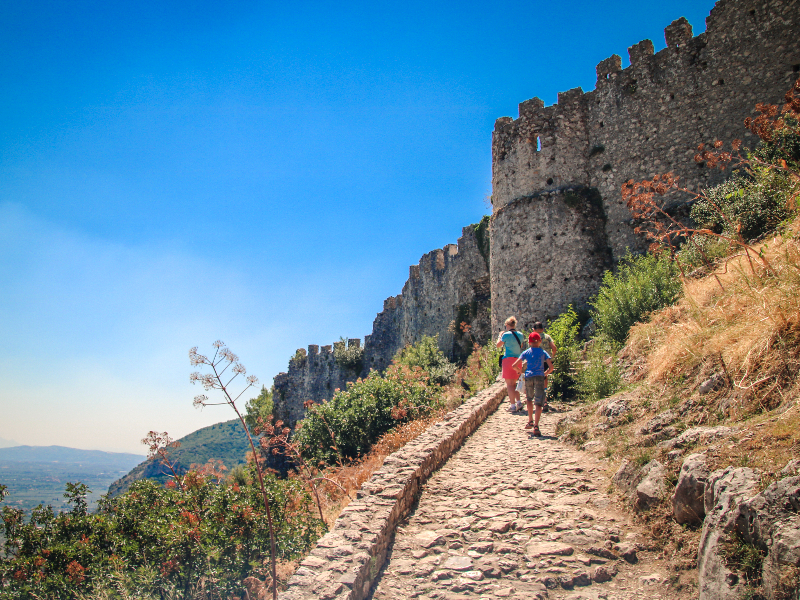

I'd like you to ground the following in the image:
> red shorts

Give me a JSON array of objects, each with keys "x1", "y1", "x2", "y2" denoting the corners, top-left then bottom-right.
[{"x1": 501, "y1": 357, "x2": 519, "y2": 380}]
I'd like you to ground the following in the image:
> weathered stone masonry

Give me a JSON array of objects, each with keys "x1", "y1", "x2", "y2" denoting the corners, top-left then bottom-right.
[
  {"x1": 272, "y1": 224, "x2": 490, "y2": 428},
  {"x1": 491, "y1": 0, "x2": 800, "y2": 330},
  {"x1": 274, "y1": 0, "x2": 800, "y2": 429},
  {"x1": 491, "y1": 188, "x2": 613, "y2": 334},
  {"x1": 363, "y1": 221, "x2": 491, "y2": 375},
  {"x1": 280, "y1": 382, "x2": 507, "y2": 600}
]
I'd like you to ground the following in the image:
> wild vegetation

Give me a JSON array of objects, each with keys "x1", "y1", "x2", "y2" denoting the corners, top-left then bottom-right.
[
  {"x1": 107, "y1": 420, "x2": 250, "y2": 497},
  {"x1": 0, "y1": 331, "x2": 500, "y2": 599},
  {"x1": 332, "y1": 338, "x2": 364, "y2": 372},
  {"x1": 549, "y1": 79, "x2": 800, "y2": 597},
  {"x1": 293, "y1": 364, "x2": 442, "y2": 466}
]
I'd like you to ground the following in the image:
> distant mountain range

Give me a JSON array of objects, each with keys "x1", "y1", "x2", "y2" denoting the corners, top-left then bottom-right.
[
  {"x1": 107, "y1": 419, "x2": 250, "y2": 497},
  {"x1": 0, "y1": 437, "x2": 20, "y2": 448},
  {"x1": 0, "y1": 447, "x2": 146, "y2": 514},
  {"x1": 0, "y1": 446, "x2": 144, "y2": 466}
]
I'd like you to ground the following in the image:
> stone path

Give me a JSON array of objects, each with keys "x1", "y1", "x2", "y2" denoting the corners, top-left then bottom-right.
[{"x1": 368, "y1": 404, "x2": 681, "y2": 600}]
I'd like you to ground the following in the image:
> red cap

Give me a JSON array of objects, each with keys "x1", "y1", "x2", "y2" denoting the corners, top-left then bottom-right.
[{"x1": 529, "y1": 332, "x2": 541, "y2": 344}]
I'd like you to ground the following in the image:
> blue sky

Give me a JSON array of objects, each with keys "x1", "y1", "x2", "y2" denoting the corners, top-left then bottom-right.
[{"x1": 0, "y1": 0, "x2": 717, "y2": 453}]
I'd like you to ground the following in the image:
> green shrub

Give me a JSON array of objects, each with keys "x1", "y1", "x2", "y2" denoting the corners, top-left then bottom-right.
[
  {"x1": 545, "y1": 306, "x2": 581, "y2": 402},
  {"x1": 244, "y1": 385, "x2": 274, "y2": 431},
  {"x1": 463, "y1": 337, "x2": 502, "y2": 393},
  {"x1": 290, "y1": 348, "x2": 306, "y2": 366},
  {"x1": 752, "y1": 113, "x2": 800, "y2": 170},
  {"x1": 294, "y1": 367, "x2": 441, "y2": 466},
  {"x1": 592, "y1": 253, "x2": 682, "y2": 344},
  {"x1": 575, "y1": 336, "x2": 621, "y2": 402},
  {"x1": 393, "y1": 335, "x2": 457, "y2": 386},
  {"x1": 676, "y1": 232, "x2": 733, "y2": 269},
  {"x1": 333, "y1": 337, "x2": 364, "y2": 372},
  {"x1": 0, "y1": 471, "x2": 322, "y2": 599},
  {"x1": 690, "y1": 171, "x2": 794, "y2": 243}
]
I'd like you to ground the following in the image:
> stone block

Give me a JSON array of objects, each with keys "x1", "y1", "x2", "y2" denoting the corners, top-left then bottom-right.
[
  {"x1": 635, "y1": 460, "x2": 667, "y2": 511},
  {"x1": 664, "y1": 16, "x2": 692, "y2": 48},
  {"x1": 628, "y1": 39, "x2": 654, "y2": 65},
  {"x1": 596, "y1": 54, "x2": 622, "y2": 81},
  {"x1": 673, "y1": 453, "x2": 709, "y2": 525}
]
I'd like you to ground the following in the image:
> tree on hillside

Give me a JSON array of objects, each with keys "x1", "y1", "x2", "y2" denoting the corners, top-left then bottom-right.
[{"x1": 245, "y1": 385, "x2": 274, "y2": 432}]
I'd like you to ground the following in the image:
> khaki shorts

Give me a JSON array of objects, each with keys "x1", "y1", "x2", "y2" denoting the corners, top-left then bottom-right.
[{"x1": 524, "y1": 376, "x2": 546, "y2": 406}]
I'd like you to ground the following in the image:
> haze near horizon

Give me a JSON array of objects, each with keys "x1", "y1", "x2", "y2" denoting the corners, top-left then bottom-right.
[{"x1": 0, "y1": 0, "x2": 717, "y2": 453}]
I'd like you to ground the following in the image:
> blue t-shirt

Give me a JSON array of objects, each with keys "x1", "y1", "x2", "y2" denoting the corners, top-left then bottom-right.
[
  {"x1": 501, "y1": 330, "x2": 524, "y2": 358},
  {"x1": 520, "y1": 347, "x2": 551, "y2": 377}
]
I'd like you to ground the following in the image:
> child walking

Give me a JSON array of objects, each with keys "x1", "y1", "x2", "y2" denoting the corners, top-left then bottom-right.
[
  {"x1": 513, "y1": 332, "x2": 554, "y2": 436},
  {"x1": 533, "y1": 322, "x2": 557, "y2": 412}
]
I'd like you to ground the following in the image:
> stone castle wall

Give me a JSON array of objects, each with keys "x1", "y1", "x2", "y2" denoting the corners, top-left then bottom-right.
[
  {"x1": 491, "y1": 187, "x2": 613, "y2": 331},
  {"x1": 491, "y1": 0, "x2": 800, "y2": 330},
  {"x1": 272, "y1": 225, "x2": 490, "y2": 428},
  {"x1": 364, "y1": 223, "x2": 491, "y2": 374},
  {"x1": 274, "y1": 0, "x2": 800, "y2": 424},
  {"x1": 272, "y1": 339, "x2": 364, "y2": 428}
]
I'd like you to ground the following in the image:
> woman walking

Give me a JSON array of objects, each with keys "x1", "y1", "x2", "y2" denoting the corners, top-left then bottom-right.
[{"x1": 496, "y1": 316, "x2": 525, "y2": 411}]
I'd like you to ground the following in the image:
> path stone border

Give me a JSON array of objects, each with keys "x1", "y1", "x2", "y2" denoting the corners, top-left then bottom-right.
[{"x1": 280, "y1": 381, "x2": 508, "y2": 600}]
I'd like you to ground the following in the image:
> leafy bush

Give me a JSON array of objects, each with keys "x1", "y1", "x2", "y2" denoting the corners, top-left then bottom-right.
[
  {"x1": 294, "y1": 366, "x2": 442, "y2": 466},
  {"x1": 574, "y1": 336, "x2": 621, "y2": 402},
  {"x1": 245, "y1": 385, "x2": 274, "y2": 431},
  {"x1": 690, "y1": 171, "x2": 794, "y2": 243},
  {"x1": 592, "y1": 253, "x2": 682, "y2": 344},
  {"x1": 393, "y1": 335, "x2": 457, "y2": 386},
  {"x1": 289, "y1": 348, "x2": 306, "y2": 366},
  {"x1": 752, "y1": 113, "x2": 800, "y2": 170},
  {"x1": 545, "y1": 306, "x2": 581, "y2": 402},
  {"x1": 0, "y1": 470, "x2": 323, "y2": 599},
  {"x1": 462, "y1": 337, "x2": 502, "y2": 393},
  {"x1": 676, "y1": 232, "x2": 733, "y2": 270},
  {"x1": 333, "y1": 338, "x2": 364, "y2": 372}
]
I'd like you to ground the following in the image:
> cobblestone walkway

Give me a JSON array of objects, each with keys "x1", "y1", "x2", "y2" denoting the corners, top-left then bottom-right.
[{"x1": 368, "y1": 404, "x2": 680, "y2": 600}]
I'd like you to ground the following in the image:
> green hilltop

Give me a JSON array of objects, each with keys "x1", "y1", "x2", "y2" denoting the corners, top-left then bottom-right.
[{"x1": 107, "y1": 419, "x2": 250, "y2": 497}]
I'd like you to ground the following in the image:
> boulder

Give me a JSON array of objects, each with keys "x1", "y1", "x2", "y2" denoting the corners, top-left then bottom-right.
[
  {"x1": 697, "y1": 467, "x2": 760, "y2": 600},
  {"x1": 612, "y1": 459, "x2": 641, "y2": 499},
  {"x1": 699, "y1": 374, "x2": 725, "y2": 395},
  {"x1": 673, "y1": 453, "x2": 709, "y2": 525},
  {"x1": 597, "y1": 397, "x2": 628, "y2": 419},
  {"x1": 638, "y1": 409, "x2": 679, "y2": 435},
  {"x1": 657, "y1": 426, "x2": 733, "y2": 451},
  {"x1": 612, "y1": 459, "x2": 666, "y2": 510},
  {"x1": 635, "y1": 460, "x2": 667, "y2": 511},
  {"x1": 780, "y1": 459, "x2": 800, "y2": 478},
  {"x1": 734, "y1": 473, "x2": 800, "y2": 599},
  {"x1": 641, "y1": 426, "x2": 678, "y2": 447}
]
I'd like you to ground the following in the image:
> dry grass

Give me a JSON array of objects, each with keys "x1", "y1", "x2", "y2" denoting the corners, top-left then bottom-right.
[
  {"x1": 705, "y1": 405, "x2": 800, "y2": 484},
  {"x1": 628, "y1": 219, "x2": 800, "y2": 414}
]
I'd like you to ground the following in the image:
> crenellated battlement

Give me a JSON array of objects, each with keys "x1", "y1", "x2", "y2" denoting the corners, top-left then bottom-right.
[
  {"x1": 627, "y1": 39, "x2": 654, "y2": 68},
  {"x1": 596, "y1": 55, "x2": 622, "y2": 83},
  {"x1": 274, "y1": 0, "x2": 800, "y2": 429},
  {"x1": 272, "y1": 225, "x2": 491, "y2": 428},
  {"x1": 664, "y1": 16, "x2": 693, "y2": 48},
  {"x1": 490, "y1": 0, "x2": 800, "y2": 331}
]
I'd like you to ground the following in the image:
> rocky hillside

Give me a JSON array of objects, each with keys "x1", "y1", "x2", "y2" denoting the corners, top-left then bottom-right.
[{"x1": 553, "y1": 221, "x2": 800, "y2": 599}]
